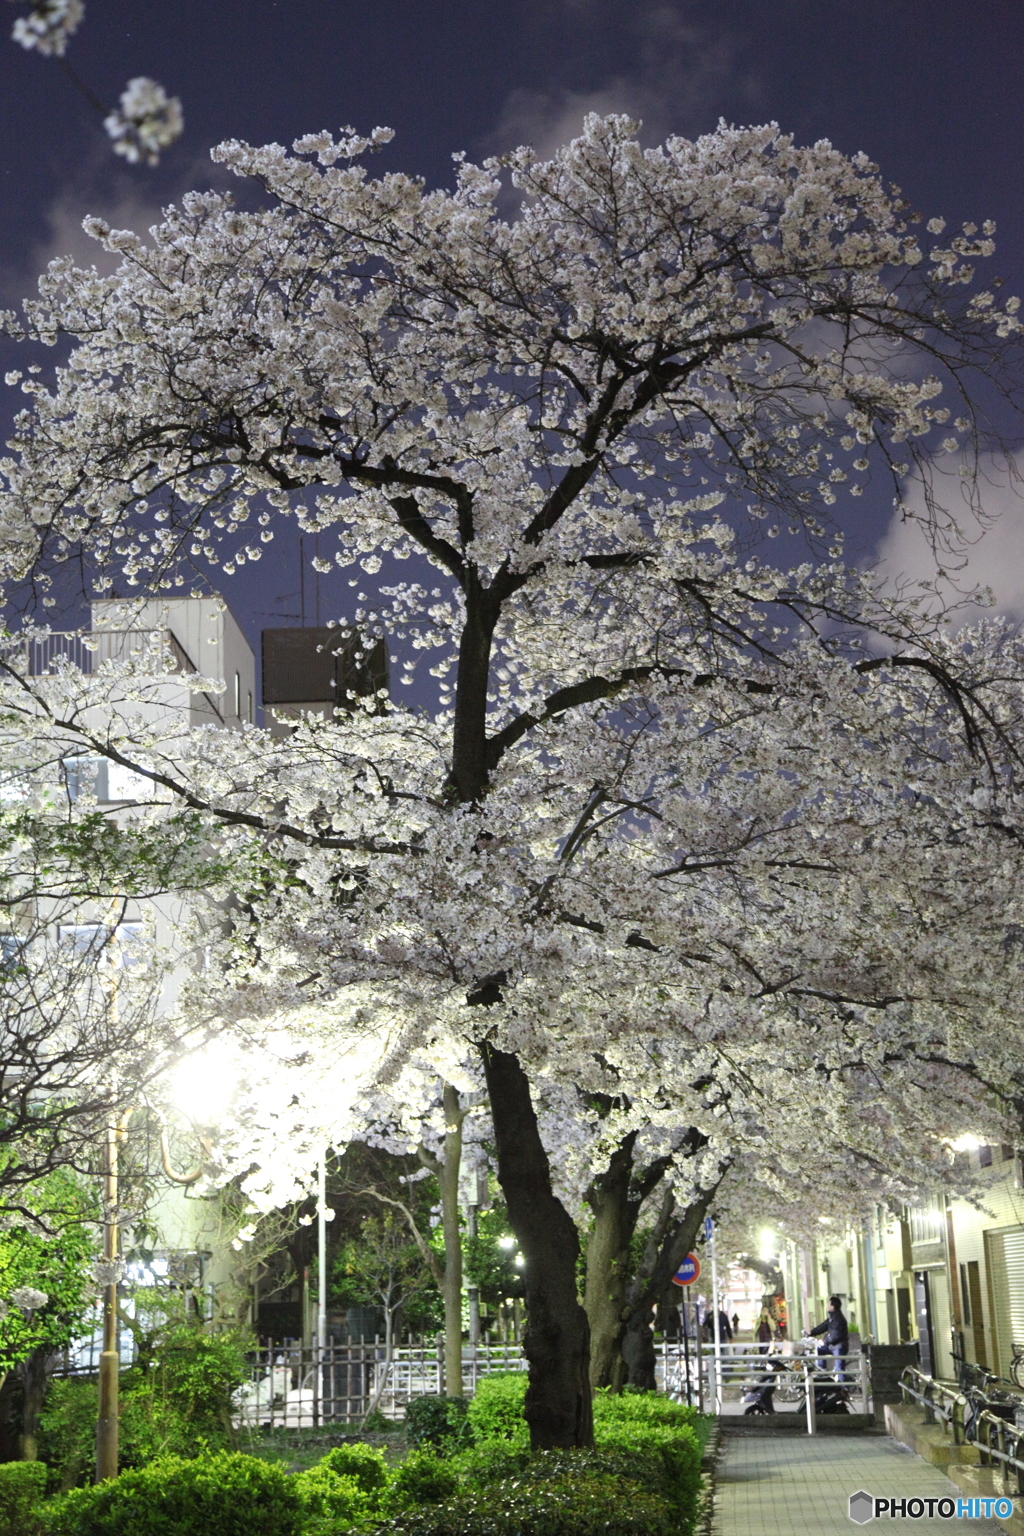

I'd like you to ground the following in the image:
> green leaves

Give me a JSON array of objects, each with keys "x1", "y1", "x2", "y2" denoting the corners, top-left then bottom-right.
[{"x1": 0, "y1": 1168, "x2": 97, "y2": 1374}]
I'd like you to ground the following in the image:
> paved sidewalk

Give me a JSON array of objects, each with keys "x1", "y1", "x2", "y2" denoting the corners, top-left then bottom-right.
[{"x1": 711, "y1": 1431, "x2": 1008, "y2": 1532}]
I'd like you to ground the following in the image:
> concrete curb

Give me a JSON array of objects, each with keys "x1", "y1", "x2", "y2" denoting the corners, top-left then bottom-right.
[
  {"x1": 696, "y1": 1418, "x2": 723, "y2": 1536},
  {"x1": 884, "y1": 1402, "x2": 1024, "y2": 1536}
]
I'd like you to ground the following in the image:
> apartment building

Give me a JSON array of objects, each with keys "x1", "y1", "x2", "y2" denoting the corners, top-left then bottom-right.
[{"x1": 782, "y1": 1146, "x2": 1024, "y2": 1385}]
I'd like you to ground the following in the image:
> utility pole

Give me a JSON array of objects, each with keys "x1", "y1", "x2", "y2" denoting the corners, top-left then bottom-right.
[
  {"x1": 96, "y1": 1115, "x2": 126, "y2": 1482},
  {"x1": 708, "y1": 1215, "x2": 722, "y2": 1413}
]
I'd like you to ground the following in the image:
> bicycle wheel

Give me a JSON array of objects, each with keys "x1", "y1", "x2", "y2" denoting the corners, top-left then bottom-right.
[
  {"x1": 774, "y1": 1372, "x2": 803, "y2": 1402},
  {"x1": 1010, "y1": 1354, "x2": 1024, "y2": 1390}
]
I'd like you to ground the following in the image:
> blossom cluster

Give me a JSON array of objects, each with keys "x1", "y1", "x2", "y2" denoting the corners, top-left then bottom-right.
[
  {"x1": 9, "y1": 0, "x2": 82, "y2": 56},
  {"x1": 103, "y1": 77, "x2": 183, "y2": 166}
]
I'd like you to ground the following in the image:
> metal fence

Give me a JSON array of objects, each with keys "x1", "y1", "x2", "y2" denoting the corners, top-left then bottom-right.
[
  {"x1": 57, "y1": 1327, "x2": 871, "y2": 1431},
  {"x1": 901, "y1": 1365, "x2": 1024, "y2": 1493},
  {"x1": 233, "y1": 1341, "x2": 528, "y2": 1428},
  {"x1": 656, "y1": 1339, "x2": 872, "y2": 1428}
]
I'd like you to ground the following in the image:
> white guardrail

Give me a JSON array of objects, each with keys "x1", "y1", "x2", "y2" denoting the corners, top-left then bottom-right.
[{"x1": 657, "y1": 1339, "x2": 871, "y2": 1432}]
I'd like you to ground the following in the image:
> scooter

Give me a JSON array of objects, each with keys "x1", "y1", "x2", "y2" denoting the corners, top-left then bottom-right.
[
  {"x1": 793, "y1": 1338, "x2": 853, "y2": 1414},
  {"x1": 741, "y1": 1357, "x2": 789, "y2": 1415},
  {"x1": 798, "y1": 1366, "x2": 852, "y2": 1414}
]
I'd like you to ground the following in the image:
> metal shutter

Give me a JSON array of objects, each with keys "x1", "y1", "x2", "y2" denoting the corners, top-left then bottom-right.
[{"x1": 985, "y1": 1226, "x2": 1024, "y2": 1377}]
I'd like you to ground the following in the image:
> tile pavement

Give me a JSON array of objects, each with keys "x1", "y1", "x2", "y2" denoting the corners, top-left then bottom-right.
[{"x1": 710, "y1": 1431, "x2": 1009, "y2": 1532}]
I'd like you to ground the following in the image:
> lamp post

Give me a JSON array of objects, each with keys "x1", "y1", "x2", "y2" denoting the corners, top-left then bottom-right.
[
  {"x1": 94, "y1": 1104, "x2": 208, "y2": 1482},
  {"x1": 95, "y1": 1110, "x2": 130, "y2": 1482}
]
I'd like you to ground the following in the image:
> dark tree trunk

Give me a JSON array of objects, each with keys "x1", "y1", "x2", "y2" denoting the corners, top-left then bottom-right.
[
  {"x1": 438, "y1": 1083, "x2": 466, "y2": 1398},
  {"x1": 583, "y1": 1131, "x2": 637, "y2": 1390},
  {"x1": 19, "y1": 1347, "x2": 52, "y2": 1460},
  {"x1": 479, "y1": 1043, "x2": 593, "y2": 1449},
  {"x1": 621, "y1": 1185, "x2": 722, "y2": 1390},
  {"x1": 583, "y1": 1120, "x2": 700, "y2": 1391}
]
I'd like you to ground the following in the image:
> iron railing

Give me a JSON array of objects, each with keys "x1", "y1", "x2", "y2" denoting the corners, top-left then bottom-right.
[
  {"x1": 658, "y1": 1339, "x2": 870, "y2": 1430},
  {"x1": 233, "y1": 1341, "x2": 528, "y2": 1427},
  {"x1": 20, "y1": 629, "x2": 225, "y2": 722},
  {"x1": 900, "y1": 1365, "x2": 1024, "y2": 1495}
]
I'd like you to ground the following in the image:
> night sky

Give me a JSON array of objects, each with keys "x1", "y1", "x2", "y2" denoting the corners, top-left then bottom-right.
[{"x1": 1, "y1": 0, "x2": 1022, "y2": 681}]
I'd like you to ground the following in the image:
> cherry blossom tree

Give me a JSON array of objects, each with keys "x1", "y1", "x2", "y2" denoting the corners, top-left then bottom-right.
[
  {"x1": 1, "y1": 114, "x2": 1022, "y2": 1446},
  {"x1": 7, "y1": 2, "x2": 182, "y2": 165},
  {"x1": 0, "y1": 787, "x2": 225, "y2": 1204}
]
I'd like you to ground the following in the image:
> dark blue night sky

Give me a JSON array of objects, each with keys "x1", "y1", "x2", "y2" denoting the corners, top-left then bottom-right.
[{"x1": 1, "y1": 0, "x2": 1021, "y2": 680}]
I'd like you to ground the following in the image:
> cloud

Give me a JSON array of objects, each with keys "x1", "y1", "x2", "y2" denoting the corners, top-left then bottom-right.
[
  {"x1": 1, "y1": 149, "x2": 234, "y2": 304},
  {"x1": 875, "y1": 451, "x2": 1024, "y2": 621},
  {"x1": 483, "y1": 2, "x2": 753, "y2": 162}
]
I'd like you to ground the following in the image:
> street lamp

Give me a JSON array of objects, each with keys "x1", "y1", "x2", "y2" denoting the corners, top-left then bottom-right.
[{"x1": 94, "y1": 1096, "x2": 213, "y2": 1483}]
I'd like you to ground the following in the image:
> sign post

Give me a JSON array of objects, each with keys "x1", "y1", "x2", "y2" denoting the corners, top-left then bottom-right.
[
  {"x1": 706, "y1": 1216, "x2": 722, "y2": 1413},
  {"x1": 671, "y1": 1253, "x2": 701, "y2": 1288},
  {"x1": 671, "y1": 1252, "x2": 701, "y2": 1407}
]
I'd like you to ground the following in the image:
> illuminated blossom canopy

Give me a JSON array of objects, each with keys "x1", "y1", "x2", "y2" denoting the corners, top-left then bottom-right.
[{"x1": 1, "y1": 113, "x2": 1022, "y2": 1444}]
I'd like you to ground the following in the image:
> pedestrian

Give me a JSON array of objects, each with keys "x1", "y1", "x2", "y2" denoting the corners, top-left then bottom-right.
[
  {"x1": 731, "y1": 1311, "x2": 740, "y2": 1338},
  {"x1": 756, "y1": 1307, "x2": 773, "y2": 1355},
  {"x1": 809, "y1": 1294, "x2": 850, "y2": 1380}
]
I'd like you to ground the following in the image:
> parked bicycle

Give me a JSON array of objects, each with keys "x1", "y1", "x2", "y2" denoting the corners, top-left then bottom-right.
[
  {"x1": 1009, "y1": 1348, "x2": 1024, "y2": 1391},
  {"x1": 958, "y1": 1363, "x2": 1021, "y2": 1446}
]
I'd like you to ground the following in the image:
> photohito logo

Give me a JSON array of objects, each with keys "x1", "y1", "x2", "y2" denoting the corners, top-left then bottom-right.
[{"x1": 848, "y1": 1490, "x2": 1015, "y2": 1522}]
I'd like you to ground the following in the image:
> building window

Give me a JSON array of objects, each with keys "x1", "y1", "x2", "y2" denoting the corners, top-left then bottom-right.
[
  {"x1": 62, "y1": 757, "x2": 146, "y2": 804},
  {"x1": 0, "y1": 933, "x2": 24, "y2": 971},
  {"x1": 909, "y1": 1203, "x2": 943, "y2": 1245},
  {"x1": 247, "y1": 690, "x2": 253, "y2": 724},
  {"x1": 58, "y1": 922, "x2": 145, "y2": 966},
  {"x1": 234, "y1": 671, "x2": 241, "y2": 718}
]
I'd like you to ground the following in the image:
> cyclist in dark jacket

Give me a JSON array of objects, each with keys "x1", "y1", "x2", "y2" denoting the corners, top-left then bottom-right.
[{"x1": 809, "y1": 1296, "x2": 850, "y2": 1379}]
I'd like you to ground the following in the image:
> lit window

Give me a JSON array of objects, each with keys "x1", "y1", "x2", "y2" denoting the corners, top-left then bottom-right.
[
  {"x1": 62, "y1": 757, "x2": 147, "y2": 804},
  {"x1": 58, "y1": 922, "x2": 145, "y2": 966}
]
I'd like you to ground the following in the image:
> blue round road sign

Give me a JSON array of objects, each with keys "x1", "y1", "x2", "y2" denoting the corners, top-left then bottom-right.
[{"x1": 671, "y1": 1253, "x2": 700, "y2": 1287}]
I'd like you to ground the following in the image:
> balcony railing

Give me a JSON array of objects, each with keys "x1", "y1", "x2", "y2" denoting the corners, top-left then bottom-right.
[{"x1": 21, "y1": 629, "x2": 224, "y2": 723}]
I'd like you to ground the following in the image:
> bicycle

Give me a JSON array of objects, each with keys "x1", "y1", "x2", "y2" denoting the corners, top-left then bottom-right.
[
  {"x1": 773, "y1": 1339, "x2": 817, "y2": 1403},
  {"x1": 1009, "y1": 1348, "x2": 1024, "y2": 1391}
]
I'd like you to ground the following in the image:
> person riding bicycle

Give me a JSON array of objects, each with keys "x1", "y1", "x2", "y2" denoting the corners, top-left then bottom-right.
[{"x1": 809, "y1": 1295, "x2": 850, "y2": 1380}]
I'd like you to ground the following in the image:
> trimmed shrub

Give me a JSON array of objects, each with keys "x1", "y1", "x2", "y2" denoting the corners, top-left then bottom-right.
[
  {"x1": 44, "y1": 1451, "x2": 302, "y2": 1536},
  {"x1": 379, "y1": 1449, "x2": 460, "y2": 1514},
  {"x1": 464, "y1": 1374, "x2": 527, "y2": 1446},
  {"x1": 593, "y1": 1388, "x2": 702, "y2": 1431},
  {"x1": 608, "y1": 1429, "x2": 701, "y2": 1516},
  {"x1": 368, "y1": 1470, "x2": 673, "y2": 1536},
  {"x1": 38, "y1": 1379, "x2": 99, "y2": 1491},
  {"x1": 458, "y1": 1439, "x2": 701, "y2": 1519},
  {"x1": 319, "y1": 1441, "x2": 390, "y2": 1494},
  {"x1": 294, "y1": 1464, "x2": 370, "y2": 1535},
  {"x1": 0, "y1": 1460, "x2": 48, "y2": 1536},
  {"x1": 404, "y1": 1395, "x2": 471, "y2": 1450},
  {"x1": 39, "y1": 1334, "x2": 252, "y2": 1488}
]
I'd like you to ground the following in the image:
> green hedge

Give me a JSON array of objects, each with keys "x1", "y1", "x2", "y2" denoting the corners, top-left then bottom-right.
[
  {"x1": 0, "y1": 1460, "x2": 48, "y2": 1536},
  {"x1": 372, "y1": 1380, "x2": 707, "y2": 1536},
  {"x1": 43, "y1": 1451, "x2": 302, "y2": 1536},
  {"x1": 293, "y1": 1465, "x2": 370, "y2": 1536},
  {"x1": 463, "y1": 1375, "x2": 528, "y2": 1447},
  {"x1": 404, "y1": 1396, "x2": 471, "y2": 1450},
  {"x1": 369, "y1": 1470, "x2": 673, "y2": 1536},
  {"x1": 34, "y1": 1379, "x2": 708, "y2": 1536}
]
